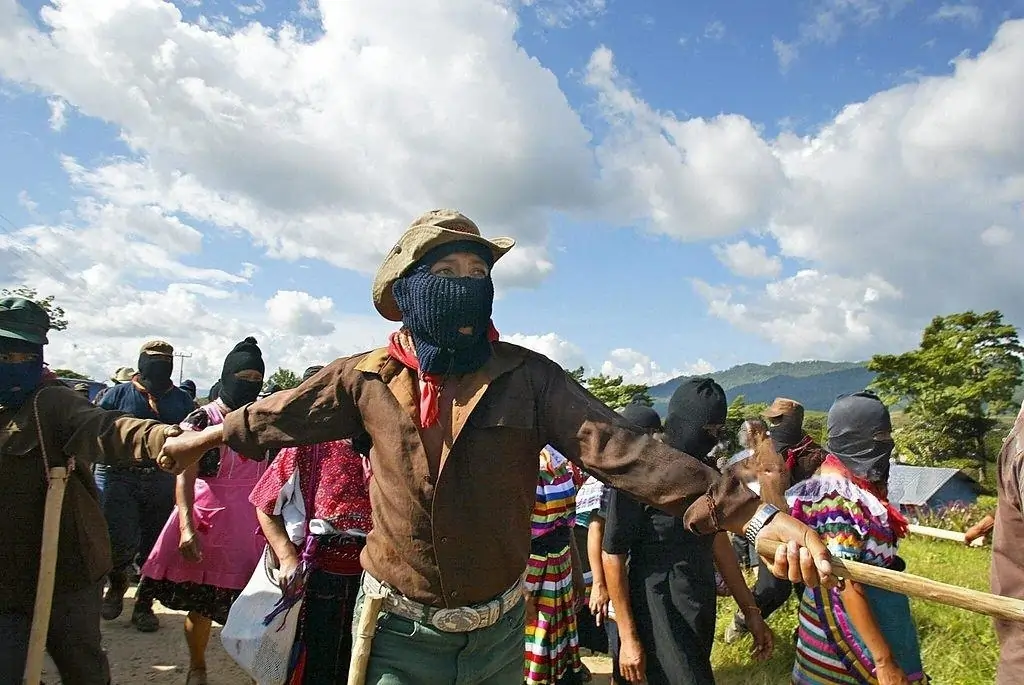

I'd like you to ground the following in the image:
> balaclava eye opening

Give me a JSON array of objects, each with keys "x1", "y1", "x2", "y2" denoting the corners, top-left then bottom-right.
[
  {"x1": 827, "y1": 391, "x2": 895, "y2": 484},
  {"x1": 663, "y1": 378, "x2": 728, "y2": 462},
  {"x1": 217, "y1": 337, "x2": 265, "y2": 411},
  {"x1": 392, "y1": 240, "x2": 496, "y2": 376},
  {"x1": 0, "y1": 337, "x2": 44, "y2": 408}
]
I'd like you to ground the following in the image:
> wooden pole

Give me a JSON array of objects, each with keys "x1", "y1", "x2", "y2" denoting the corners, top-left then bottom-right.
[
  {"x1": 23, "y1": 466, "x2": 71, "y2": 685},
  {"x1": 756, "y1": 538, "x2": 1024, "y2": 623},
  {"x1": 347, "y1": 594, "x2": 384, "y2": 685},
  {"x1": 908, "y1": 523, "x2": 983, "y2": 547}
]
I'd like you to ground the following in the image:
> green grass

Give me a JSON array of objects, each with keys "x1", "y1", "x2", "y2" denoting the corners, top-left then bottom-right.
[{"x1": 708, "y1": 537, "x2": 997, "y2": 684}]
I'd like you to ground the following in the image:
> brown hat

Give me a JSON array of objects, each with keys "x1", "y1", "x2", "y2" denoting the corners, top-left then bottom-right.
[
  {"x1": 371, "y1": 209, "x2": 515, "y2": 322},
  {"x1": 763, "y1": 397, "x2": 804, "y2": 422},
  {"x1": 140, "y1": 340, "x2": 174, "y2": 358}
]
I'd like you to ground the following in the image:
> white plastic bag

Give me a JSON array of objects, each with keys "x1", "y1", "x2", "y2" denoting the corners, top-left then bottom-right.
[{"x1": 221, "y1": 545, "x2": 303, "y2": 685}]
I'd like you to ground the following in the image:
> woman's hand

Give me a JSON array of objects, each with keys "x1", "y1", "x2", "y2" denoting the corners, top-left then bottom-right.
[
  {"x1": 524, "y1": 588, "x2": 538, "y2": 625},
  {"x1": 743, "y1": 607, "x2": 774, "y2": 661},
  {"x1": 178, "y1": 528, "x2": 202, "y2": 563},
  {"x1": 618, "y1": 635, "x2": 646, "y2": 684},
  {"x1": 875, "y1": 657, "x2": 910, "y2": 685}
]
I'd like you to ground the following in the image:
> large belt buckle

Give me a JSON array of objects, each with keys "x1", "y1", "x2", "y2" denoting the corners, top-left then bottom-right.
[{"x1": 431, "y1": 606, "x2": 482, "y2": 633}]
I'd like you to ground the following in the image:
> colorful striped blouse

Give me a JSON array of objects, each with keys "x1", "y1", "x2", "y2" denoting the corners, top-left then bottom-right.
[{"x1": 531, "y1": 446, "x2": 577, "y2": 540}]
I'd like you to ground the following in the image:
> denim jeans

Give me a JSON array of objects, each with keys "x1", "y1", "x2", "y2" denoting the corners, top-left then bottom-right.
[
  {"x1": 93, "y1": 465, "x2": 176, "y2": 575},
  {"x1": 352, "y1": 584, "x2": 526, "y2": 685},
  {"x1": 0, "y1": 581, "x2": 111, "y2": 685}
]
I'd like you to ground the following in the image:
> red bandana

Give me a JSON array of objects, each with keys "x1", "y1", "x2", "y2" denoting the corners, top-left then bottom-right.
[{"x1": 387, "y1": 322, "x2": 500, "y2": 428}]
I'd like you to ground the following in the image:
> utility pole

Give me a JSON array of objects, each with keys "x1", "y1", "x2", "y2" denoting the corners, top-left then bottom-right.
[{"x1": 174, "y1": 351, "x2": 192, "y2": 384}]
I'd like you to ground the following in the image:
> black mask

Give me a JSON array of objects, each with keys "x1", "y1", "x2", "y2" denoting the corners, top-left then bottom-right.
[
  {"x1": 218, "y1": 337, "x2": 265, "y2": 410},
  {"x1": 769, "y1": 412, "x2": 805, "y2": 453},
  {"x1": 827, "y1": 391, "x2": 895, "y2": 483},
  {"x1": 663, "y1": 378, "x2": 728, "y2": 462},
  {"x1": 137, "y1": 355, "x2": 173, "y2": 394}
]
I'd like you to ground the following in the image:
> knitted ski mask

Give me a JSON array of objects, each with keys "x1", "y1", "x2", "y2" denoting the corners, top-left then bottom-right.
[
  {"x1": 138, "y1": 353, "x2": 174, "y2": 395},
  {"x1": 827, "y1": 391, "x2": 895, "y2": 484},
  {"x1": 391, "y1": 240, "x2": 495, "y2": 376},
  {"x1": 663, "y1": 378, "x2": 728, "y2": 462},
  {"x1": 217, "y1": 337, "x2": 265, "y2": 410},
  {"x1": 0, "y1": 338, "x2": 44, "y2": 409},
  {"x1": 768, "y1": 405, "x2": 805, "y2": 453},
  {"x1": 620, "y1": 401, "x2": 663, "y2": 433}
]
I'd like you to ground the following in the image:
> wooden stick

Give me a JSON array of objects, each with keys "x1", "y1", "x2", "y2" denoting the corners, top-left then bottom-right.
[
  {"x1": 23, "y1": 466, "x2": 71, "y2": 685},
  {"x1": 347, "y1": 593, "x2": 384, "y2": 685},
  {"x1": 756, "y1": 538, "x2": 1024, "y2": 623},
  {"x1": 908, "y1": 523, "x2": 983, "y2": 547}
]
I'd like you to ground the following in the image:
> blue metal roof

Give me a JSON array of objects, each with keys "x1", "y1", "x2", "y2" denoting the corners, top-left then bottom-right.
[{"x1": 887, "y1": 464, "x2": 976, "y2": 507}]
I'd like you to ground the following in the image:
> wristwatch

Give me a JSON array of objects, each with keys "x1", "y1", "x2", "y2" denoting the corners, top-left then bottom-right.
[{"x1": 744, "y1": 503, "x2": 781, "y2": 546}]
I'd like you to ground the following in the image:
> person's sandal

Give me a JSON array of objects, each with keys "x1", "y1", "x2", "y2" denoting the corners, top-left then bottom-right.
[{"x1": 185, "y1": 668, "x2": 207, "y2": 685}]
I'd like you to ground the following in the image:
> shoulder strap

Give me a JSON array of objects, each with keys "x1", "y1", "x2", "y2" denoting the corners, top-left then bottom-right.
[{"x1": 31, "y1": 387, "x2": 75, "y2": 483}]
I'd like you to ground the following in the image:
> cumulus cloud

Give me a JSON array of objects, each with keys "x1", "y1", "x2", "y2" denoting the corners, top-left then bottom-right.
[
  {"x1": 930, "y1": 4, "x2": 982, "y2": 26},
  {"x1": 600, "y1": 348, "x2": 714, "y2": 386},
  {"x1": 504, "y1": 332, "x2": 588, "y2": 371},
  {"x1": 589, "y1": 21, "x2": 1024, "y2": 358},
  {"x1": 265, "y1": 290, "x2": 336, "y2": 336},
  {"x1": 712, "y1": 241, "x2": 783, "y2": 279}
]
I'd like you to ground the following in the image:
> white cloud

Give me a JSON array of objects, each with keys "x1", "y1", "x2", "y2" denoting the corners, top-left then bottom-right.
[
  {"x1": 518, "y1": 0, "x2": 607, "y2": 28},
  {"x1": 703, "y1": 20, "x2": 726, "y2": 41},
  {"x1": 930, "y1": 4, "x2": 982, "y2": 26},
  {"x1": 17, "y1": 190, "x2": 38, "y2": 214},
  {"x1": 265, "y1": 290, "x2": 336, "y2": 337},
  {"x1": 712, "y1": 240, "x2": 783, "y2": 279},
  {"x1": 585, "y1": 47, "x2": 784, "y2": 240},
  {"x1": 235, "y1": 0, "x2": 265, "y2": 16},
  {"x1": 773, "y1": 0, "x2": 910, "y2": 70},
  {"x1": 504, "y1": 332, "x2": 588, "y2": 371},
  {"x1": 589, "y1": 21, "x2": 1024, "y2": 359},
  {"x1": 46, "y1": 97, "x2": 66, "y2": 131},
  {"x1": 600, "y1": 347, "x2": 714, "y2": 386}
]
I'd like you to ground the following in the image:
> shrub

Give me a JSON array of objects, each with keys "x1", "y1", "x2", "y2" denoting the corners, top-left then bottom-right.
[{"x1": 910, "y1": 502, "x2": 990, "y2": 531}]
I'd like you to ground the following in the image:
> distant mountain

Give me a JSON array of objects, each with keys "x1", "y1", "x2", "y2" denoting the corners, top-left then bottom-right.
[{"x1": 649, "y1": 361, "x2": 877, "y2": 415}]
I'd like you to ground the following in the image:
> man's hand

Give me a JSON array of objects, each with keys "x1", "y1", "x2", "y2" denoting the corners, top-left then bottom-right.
[
  {"x1": 618, "y1": 635, "x2": 646, "y2": 684},
  {"x1": 875, "y1": 656, "x2": 910, "y2": 685},
  {"x1": 589, "y1": 581, "x2": 610, "y2": 627},
  {"x1": 755, "y1": 511, "x2": 835, "y2": 589},
  {"x1": 158, "y1": 425, "x2": 223, "y2": 475}
]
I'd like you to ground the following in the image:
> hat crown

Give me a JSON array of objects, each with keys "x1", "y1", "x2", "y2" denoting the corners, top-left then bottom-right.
[
  {"x1": 0, "y1": 297, "x2": 51, "y2": 344},
  {"x1": 407, "y1": 209, "x2": 481, "y2": 237},
  {"x1": 140, "y1": 340, "x2": 174, "y2": 356}
]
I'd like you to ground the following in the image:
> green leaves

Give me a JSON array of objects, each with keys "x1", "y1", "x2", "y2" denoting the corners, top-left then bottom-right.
[{"x1": 563, "y1": 367, "x2": 653, "y2": 410}]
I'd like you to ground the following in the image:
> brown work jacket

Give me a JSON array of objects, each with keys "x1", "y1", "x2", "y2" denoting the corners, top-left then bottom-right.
[
  {"x1": 0, "y1": 381, "x2": 170, "y2": 613},
  {"x1": 993, "y1": 400, "x2": 1024, "y2": 683},
  {"x1": 223, "y1": 342, "x2": 759, "y2": 607}
]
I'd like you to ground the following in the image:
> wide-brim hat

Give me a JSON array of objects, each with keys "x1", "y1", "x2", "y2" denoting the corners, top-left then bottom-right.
[{"x1": 372, "y1": 209, "x2": 515, "y2": 322}]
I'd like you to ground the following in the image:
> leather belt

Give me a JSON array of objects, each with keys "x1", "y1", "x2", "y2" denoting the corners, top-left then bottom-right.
[{"x1": 361, "y1": 571, "x2": 523, "y2": 633}]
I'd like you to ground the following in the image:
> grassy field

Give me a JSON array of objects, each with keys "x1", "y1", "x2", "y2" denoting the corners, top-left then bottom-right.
[{"x1": 707, "y1": 536, "x2": 998, "y2": 684}]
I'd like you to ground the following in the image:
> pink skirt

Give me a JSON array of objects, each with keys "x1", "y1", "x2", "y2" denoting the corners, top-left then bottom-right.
[{"x1": 142, "y1": 476, "x2": 263, "y2": 591}]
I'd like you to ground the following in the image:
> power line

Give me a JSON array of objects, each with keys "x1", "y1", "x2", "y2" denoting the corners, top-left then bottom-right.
[{"x1": 174, "y1": 351, "x2": 193, "y2": 384}]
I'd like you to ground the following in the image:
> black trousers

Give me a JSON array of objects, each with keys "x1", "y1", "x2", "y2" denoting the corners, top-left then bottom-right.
[{"x1": 0, "y1": 580, "x2": 111, "y2": 685}]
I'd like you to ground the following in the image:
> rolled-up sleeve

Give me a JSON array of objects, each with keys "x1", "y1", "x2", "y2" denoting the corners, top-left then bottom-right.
[
  {"x1": 222, "y1": 357, "x2": 364, "y2": 459},
  {"x1": 539, "y1": 363, "x2": 759, "y2": 535},
  {"x1": 51, "y1": 387, "x2": 168, "y2": 466}
]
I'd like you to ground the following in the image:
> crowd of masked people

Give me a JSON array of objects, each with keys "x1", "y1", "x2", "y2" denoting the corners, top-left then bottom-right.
[{"x1": 6, "y1": 208, "x2": 1024, "y2": 685}]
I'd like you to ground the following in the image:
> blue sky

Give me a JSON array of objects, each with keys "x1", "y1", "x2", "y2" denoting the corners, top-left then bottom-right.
[{"x1": 1, "y1": 0, "x2": 1023, "y2": 387}]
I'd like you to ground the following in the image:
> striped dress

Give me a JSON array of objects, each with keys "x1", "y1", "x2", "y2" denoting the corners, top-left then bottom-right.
[
  {"x1": 788, "y1": 457, "x2": 927, "y2": 684},
  {"x1": 525, "y1": 446, "x2": 584, "y2": 685}
]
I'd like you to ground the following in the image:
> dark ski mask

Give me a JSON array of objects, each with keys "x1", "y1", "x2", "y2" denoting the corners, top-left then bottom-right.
[
  {"x1": 769, "y1": 412, "x2": 805, "y2": 453},
  {"x1": 0, "y1": 339, "x2": 44, "y2": 409},
  {"x1": 392, "y1": 240, "x2": 495, "y2": 376},
  {"x1": 663, "y1": 378, "x2": 728, "y2": 462},
  {"x1": 137, "y1": 354, "x2": 174, "y2": 395},
  {"x1": 217, "y1": 336, "x2": 265, "y2": 410},
  {"x1": 827, "y1": 391, "x2": 895, "y2": 484}
]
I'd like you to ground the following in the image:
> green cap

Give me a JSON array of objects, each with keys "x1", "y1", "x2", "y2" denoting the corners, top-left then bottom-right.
[{"x1": 0, "y1": 298, "x2": 51, "y2": 345}]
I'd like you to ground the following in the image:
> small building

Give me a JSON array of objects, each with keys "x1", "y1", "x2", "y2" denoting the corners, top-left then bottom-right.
[{"x1": 887, "y1": 464, "x2": 982, "y2": 515}]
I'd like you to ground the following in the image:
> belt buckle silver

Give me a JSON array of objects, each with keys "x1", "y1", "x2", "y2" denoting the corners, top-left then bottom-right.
[{"x1": 431, "y1": 606, "x2": 482, "y2": 633}]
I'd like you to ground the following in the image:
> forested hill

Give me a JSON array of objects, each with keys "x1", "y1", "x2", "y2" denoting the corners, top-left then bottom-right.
[{"x1": 649, "y1": 361, "x2": 877, "y2": 414}]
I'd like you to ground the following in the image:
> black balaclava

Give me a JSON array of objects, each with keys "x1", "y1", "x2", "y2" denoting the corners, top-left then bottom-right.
[
  {"x1": 303, "y1": 365, "x2": 325, "y2": 382},
  {"x1": 217, "y1": 337, "x2": 265, "y2": 410},
  {"x1": 827, "y1": 391, "x2": 895, "y2": 484},
  {"x1": 769, "y1": 406, "x2": 805, "y2": 453},
  {"x1": 0, "y1": 338, "x2": 44, "y2": 408},
  {"x1": 208, "y1": 380, "x2": 221, "y2": 402},
  {"x1": 391, "y1": 240, "x2": 495, "y2": 376},
  {"x1": 180, "y1": 379, "x2": 197, "y2": 399},
  {"x1": 663, "y1": 378, "x2": 728, "y2": 461},
  {"x1": 138, "y1": 353, "x2": 174, "y2": 395},
  {"x1": 620, "y1": 401, "x2": 663, "y2": 432}
]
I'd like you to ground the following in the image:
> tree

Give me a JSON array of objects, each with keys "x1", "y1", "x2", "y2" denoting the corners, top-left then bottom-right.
[
  {"x1": 268, "y1": 367, "x2": 301, "y2": 390},
  {"x1": 562, "y1": 367, "x2": 652, "y2": 410},
  {"x1": 869, "y1": 310, "x2": 1024, "y2": 478},
  {"x1": 51, "y1": 368, "x2": 89, "y2": 380},
  {"x1": 0, "y1": 286, "x2": 68, "y2": 331}
]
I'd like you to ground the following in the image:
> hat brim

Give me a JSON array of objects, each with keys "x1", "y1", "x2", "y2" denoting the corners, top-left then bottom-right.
[
  {"x1": 0, "y1": 326, "x2": 48, "y2": 345},
  {"x1": 372, "y1": 226, "x2": 515, "y2": 322},
  {"x1": 762, "y1": 407, "x2": 785, "y2": 419}
]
